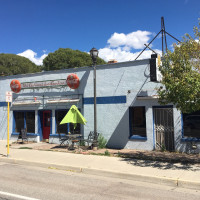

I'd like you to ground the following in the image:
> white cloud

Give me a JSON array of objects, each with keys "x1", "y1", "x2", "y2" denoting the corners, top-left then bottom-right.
[
  {"x1": 99, "y1": 47, "x2": 162, "y2": 62},
  {"x1": 108, "y1": 30, "x2": 152, "y2": 50},
  {"x1": 17, "y1": 49, "x2": 48, "y2": 65},
  {"x1": 98, "y1": 30, "x2": 162, "y2": 62},
  {"x1": 18, "y1": 29, "x2": 161, "y2": 65}
]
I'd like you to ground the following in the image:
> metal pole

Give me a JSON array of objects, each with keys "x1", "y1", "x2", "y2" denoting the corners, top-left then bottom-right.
[
  {"x1": 144, "y1": 44, "x2": 157, "y2": 54},
  {"x1": 93, "y1": 62, "x2": 97, "y2": 149},
  {"x1": 165, "y1": 31, "x2": 181, "y2": 43},
  {"x1": 134, "y1": 30, "x2": 162, "y2": 60},
  {"x1": 7, "y1": 102, "x2": 9, "y2": 157},
  {"x1": 161, "y1": 17, "x2": 164, "y2": 56}
]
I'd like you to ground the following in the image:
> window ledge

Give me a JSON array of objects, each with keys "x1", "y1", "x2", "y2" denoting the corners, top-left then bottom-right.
[
  {"x1": 50, "y1": 134, "x2": 63, "y2": 137},
  {"x1": 129, "y1": 135, "x2": 147, "y2": 140},
  {"x1": 181, "y1": 138, "x2": 200, "y2": 142},
  {"x1": 11, "y1": 133, "x2": 39, "y2": 136}
]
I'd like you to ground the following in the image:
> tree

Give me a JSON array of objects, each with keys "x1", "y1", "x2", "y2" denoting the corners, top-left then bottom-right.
[
  {"x1": 158, "y1": 21, "x2": 200, "y2": 113},
  {"x1": 43, "y1": 48, "x2": 106, "y2": 71},
  {"x1": 0, "y1": 54, "x2": 41, "y2": 76}
]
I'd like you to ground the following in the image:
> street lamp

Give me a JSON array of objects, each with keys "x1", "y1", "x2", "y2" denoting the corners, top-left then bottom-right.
[{"x1": 90, "y1": 47, "x2": 99, "y2": 150}]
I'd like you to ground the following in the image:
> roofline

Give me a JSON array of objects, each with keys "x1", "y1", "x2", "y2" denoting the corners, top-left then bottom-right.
[{"x1": 0, "y1": 58, "x2": 150, "y2": 79}]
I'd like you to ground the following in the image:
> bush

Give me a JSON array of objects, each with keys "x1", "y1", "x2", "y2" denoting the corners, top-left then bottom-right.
[
  {"x1": 98, "y1": 134, "x2": 107, "y2": 149},
  {"x1": 104, "y1": 150, "x2": 110, "y2": 156}
]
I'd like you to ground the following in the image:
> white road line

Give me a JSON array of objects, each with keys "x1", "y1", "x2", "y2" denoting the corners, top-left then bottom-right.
[{"x1": 0, "y1": 191, "x2": 40, "y2": 200}]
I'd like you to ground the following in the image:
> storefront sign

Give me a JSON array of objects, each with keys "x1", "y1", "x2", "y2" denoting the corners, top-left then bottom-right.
[
  {"x1": 10, "y1": 74, "x2": 80, "y2": 93},
  {"x1": 67, "y1": 73, "x2": 80, "y2": 89},
  {"x1": 10, "y1": 80, "x2": 21, "y2": 93},
  {"x1": 21, "y1": 79, "x2": 67, "y2": 89}
]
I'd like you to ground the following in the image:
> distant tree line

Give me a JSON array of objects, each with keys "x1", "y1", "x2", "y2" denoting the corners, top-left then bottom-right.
[{"x1": 0, "y1": 48, "x2": 106, "y2": 76}]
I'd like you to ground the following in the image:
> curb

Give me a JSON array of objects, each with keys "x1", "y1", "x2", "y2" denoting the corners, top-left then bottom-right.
[{"x1": 1, "y1": 157, "x2": 199, "y2": 190}]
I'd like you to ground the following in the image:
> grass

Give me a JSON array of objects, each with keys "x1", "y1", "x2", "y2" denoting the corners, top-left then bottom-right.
[
  {"x1": 90, "y1": 150, "x2": 111, "y2": 157},
  {"x1": 19, "y1": 147, "x2": 33, "y2": 149}
]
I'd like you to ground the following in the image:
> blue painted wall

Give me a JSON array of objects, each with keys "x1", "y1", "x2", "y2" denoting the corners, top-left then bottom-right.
[{"x1": 0, "y1": 59, "x2": 198, "y2": 152}]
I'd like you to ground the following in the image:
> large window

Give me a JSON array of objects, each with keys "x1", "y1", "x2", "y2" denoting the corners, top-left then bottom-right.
[
  {"x1": 56, "y1": 110, "x2": 68, "y2": 134},
  {"x1": 56, "y1": 110, "x2": 81, "y2": 134},
  {"x1": 130, "y1": 106, "x2": 147, "y2": 138},
  {"x1": 14, "y1": 111, "x2": 35, "y2": 133},
  {"x1": 183, "y1": 111, "x2": 200, "y2": 138}
]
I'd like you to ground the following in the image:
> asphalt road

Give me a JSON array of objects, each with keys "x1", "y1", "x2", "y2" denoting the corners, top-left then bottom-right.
[{"x1": 0, "y1": 162, "x2": 199, "y2": 200}]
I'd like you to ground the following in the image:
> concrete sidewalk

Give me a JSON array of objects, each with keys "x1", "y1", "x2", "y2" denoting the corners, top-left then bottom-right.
[{"x1": 0, "y1": 140, "x2": 200, "y2": 190}]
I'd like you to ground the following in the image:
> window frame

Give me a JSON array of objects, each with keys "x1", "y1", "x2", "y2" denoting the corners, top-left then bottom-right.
[
  {"x1": 129, "y1": 106, "x2": 147, "y2": 140},
  {"x1": 181, "y1": 112, "x2": 200, "y2": 142},
  {"x1": 13, "y1": 110, "x2": 35, "y2": 134},
  {"x1": 55, "y1": 109, "x2": 81, "y2": 134},
  {"x1": 55, "y1": 109, "x2": 69, "y2": 134}
]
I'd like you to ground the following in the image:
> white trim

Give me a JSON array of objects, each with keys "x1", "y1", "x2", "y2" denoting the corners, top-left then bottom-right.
[
  {"x1": 12, "y1": 101, "x2": 41, "y2": 106},
  {"x1": 46, "y1": 99, "x2": 80, "y2": 104},
  {"x1": 137, "y1": 95, "x2": 159, "y2": 100}
]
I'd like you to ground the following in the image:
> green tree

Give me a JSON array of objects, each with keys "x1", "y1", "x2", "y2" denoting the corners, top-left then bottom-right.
[
  {"x1": 43, "y1": 48, "x2": 106, "y2": 71},
  {"x1": 0, "y1": 54, "x2": 41, "y2": 76},
  {"x1": 158, "y1": 21, "x2": 200, "y2": 113}
]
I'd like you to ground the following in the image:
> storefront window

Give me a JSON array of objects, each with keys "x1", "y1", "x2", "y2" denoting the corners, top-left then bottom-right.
[
  {"x1": 26, "y1": 112, "x2": 35, "y2": 133},
  {"x1": 183, "y1": 111, "x2": 200, "y2": 138},
  {"x1": 56, "y1": 109, "x2": 81, "y2": 134},
  {"x1": 69, "y1": 123, "x2": 80, "y2": 134},
  {"x1": 14, "y1": 111, "x2": 35, "y2": 133},
  {"x1": 130, "y1": 106, "x2": 147, "y2": 138},
  {"x1": 15, "y1": 112, "x2": 24, "y2": 133},
  {"x1": 56, "y1": 110, "x2": 68, "y2": 134}
]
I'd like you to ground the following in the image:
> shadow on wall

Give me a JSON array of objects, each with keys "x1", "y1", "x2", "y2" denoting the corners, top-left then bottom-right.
[
  {"x1": 77, "y1": 70, "x2": 90, "y2": 93},
  {"x1": 175, "y1": 134, "x2": 200, "y2": 154},
  {"x1": 106, "y1": 109, "x2": 130, "y2": 149},
  {"x1": 106, "y1": 73, "x2": 150, "y2": 149}
]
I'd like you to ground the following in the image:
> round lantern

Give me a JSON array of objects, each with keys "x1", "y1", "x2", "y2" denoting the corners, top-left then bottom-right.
[
  {"x1": 66, "y1": 73, "x2": 80, "y2": 89},
  {"x1": 10, "y1": 80, "x2": 21, "y2": 93}
]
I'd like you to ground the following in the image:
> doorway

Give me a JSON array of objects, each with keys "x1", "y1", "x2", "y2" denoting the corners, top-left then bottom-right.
[
  {"x1": 153, "y1": 106, "x2": 175, "y2": 151},
  {"x1": 42, "y1": 110, "x2": 51, "y2": 141}
]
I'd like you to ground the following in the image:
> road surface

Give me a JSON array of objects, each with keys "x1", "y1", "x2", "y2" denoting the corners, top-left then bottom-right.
[{"x1": 0, "y1": 162, "x2": 199, "y2": 200}]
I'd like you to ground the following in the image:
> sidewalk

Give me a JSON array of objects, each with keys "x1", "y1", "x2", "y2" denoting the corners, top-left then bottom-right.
[{"x1": 0, "y1": 140, "x2": 200, "y2": 190}]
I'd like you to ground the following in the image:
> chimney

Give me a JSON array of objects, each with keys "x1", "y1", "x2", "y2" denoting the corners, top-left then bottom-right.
[{"x1": 108, "y1": 59, "x2": 118, "y2": 64}]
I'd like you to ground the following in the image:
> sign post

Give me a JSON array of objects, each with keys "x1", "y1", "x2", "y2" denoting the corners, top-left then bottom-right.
[{"x1": 6, "y1": 91, "x2": 12, "y2": 157}]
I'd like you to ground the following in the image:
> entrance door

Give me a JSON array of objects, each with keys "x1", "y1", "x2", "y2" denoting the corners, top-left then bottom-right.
[
  {"x1": 153, "y1": 107, "x2": 174, "y2": 151},
  {"x1": 43, "y1": 111, "x2": 51, "y2": 140}
]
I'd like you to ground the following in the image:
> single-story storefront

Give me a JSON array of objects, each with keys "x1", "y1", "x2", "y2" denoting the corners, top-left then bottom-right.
[{"x1": 0, "y1": 55, "x2": 199, "y2": 153}]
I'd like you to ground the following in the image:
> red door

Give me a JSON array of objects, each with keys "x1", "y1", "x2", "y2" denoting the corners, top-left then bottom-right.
[{"x1": 43, "y1": 111, "x2": 51, "y2": 139}]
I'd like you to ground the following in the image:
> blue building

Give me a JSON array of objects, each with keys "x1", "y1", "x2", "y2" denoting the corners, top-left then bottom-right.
[{"x1": 0, "y1": 56, "x2": 199, "y2": 153}]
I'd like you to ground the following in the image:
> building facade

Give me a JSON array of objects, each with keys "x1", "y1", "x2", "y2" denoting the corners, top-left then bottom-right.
[{"x1": 0, "y1": 57, "x2": 199, "y2": 153}]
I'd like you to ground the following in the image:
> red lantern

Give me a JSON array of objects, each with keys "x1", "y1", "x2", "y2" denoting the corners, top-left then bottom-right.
[
  {"x1": 66, "y1": 73, "x2": 80, "y2": 89},
  {"x1": 10, "y1": 80, "x2": 21, "y2": 93}
]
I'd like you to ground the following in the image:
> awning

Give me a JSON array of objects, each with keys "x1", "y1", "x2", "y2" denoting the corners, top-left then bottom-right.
[
  {"x1": 136, "y1": 95, "x2": 159, "y2": 100},
  {"x1": 12, "y1": 101, "x2": 41, "y2": 106},
  {"x1": 46, "y1": 99, "x2": 80, "y2": 104}
]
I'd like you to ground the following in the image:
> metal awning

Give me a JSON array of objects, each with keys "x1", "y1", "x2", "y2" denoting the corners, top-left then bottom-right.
[
  {"x1": 136, "y1": 95, "x2": 159, "y2": 100},
  {"x1": 46, "y1": 99, "x2": 80, "y2": 104},
  {"x1": 12, "y1": 101, "x2": 41, "y2": 106}
]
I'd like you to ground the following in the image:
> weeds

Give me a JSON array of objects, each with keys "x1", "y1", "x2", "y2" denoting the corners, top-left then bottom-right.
[
  {"x1": 19, "y1": 147, "x2": 32, "y2": 149},
  {"x1": 98, "y1": 134, "x2": 107, "y2": 149},
  {"x1": 104, "y1": 150, "x2": 110, "y2": 156}
]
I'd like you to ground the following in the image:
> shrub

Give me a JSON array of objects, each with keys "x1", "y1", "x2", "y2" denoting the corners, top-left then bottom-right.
[
  {"x1": 98, "y1": 134, "x2": 107, "y2": 149},
  {"x1": 104, "y1": 150, "x2": 111, "y2": 156}
]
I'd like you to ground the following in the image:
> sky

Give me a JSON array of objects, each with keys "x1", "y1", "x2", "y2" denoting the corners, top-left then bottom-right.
[{"x1": 0, "y1": 0, "x2": 199, "y2": 65}]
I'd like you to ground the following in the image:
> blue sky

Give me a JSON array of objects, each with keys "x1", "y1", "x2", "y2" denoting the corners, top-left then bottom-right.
[{"x1": 0, "y1": 0, "x2": 199, "y2": 65}]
